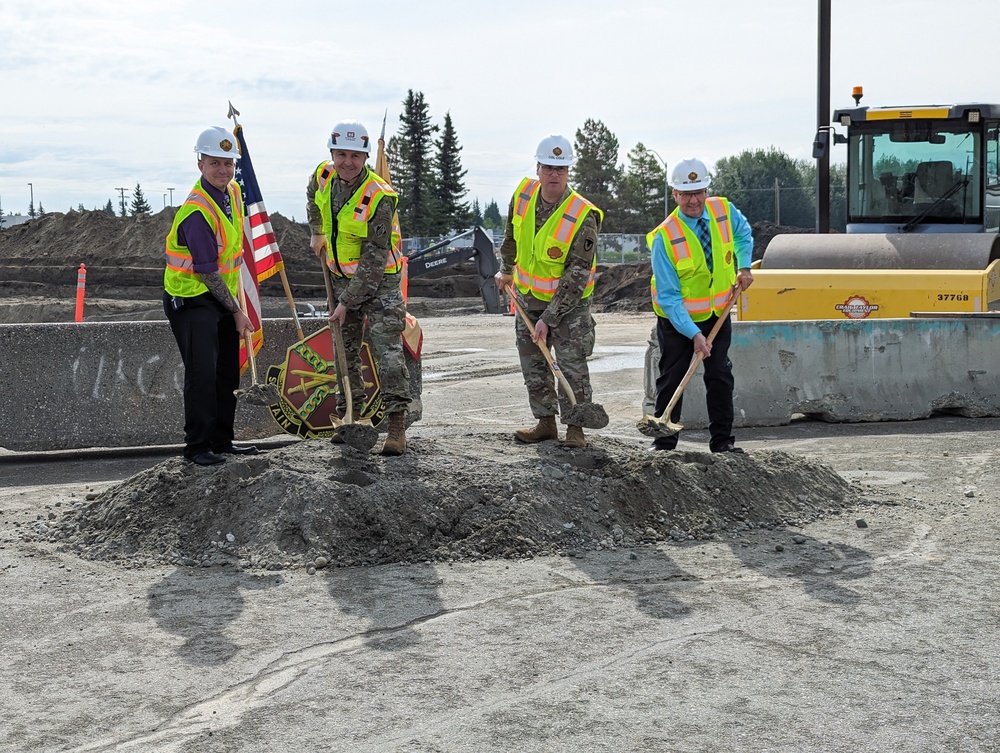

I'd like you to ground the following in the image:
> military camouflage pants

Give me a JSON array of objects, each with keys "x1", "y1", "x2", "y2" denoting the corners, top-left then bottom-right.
[
  {"x1": 515, "y1": 301, "x2": 595, "y2": 423},
  {"x1": 331, "y1": 273, "x2": 411, "y2": 415}
]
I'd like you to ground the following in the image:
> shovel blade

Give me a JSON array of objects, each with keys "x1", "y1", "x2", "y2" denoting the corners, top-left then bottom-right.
[
  {"x1": 636, "y1": 415, "x2": 682, "y2": 438},
  {"x1": 564, "y1": 402, "x2": 609, "y2": 430},
  {"x1": 335, "y1": 422, "x2": 379, "y2": 453},
  {"x1": 238, "y1": 382, "x2": 281, "y2": 406}
]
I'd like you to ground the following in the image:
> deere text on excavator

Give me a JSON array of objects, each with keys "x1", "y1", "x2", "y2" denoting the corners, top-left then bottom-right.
[{"x1": 741, "y1": 94, "x2": 1000, "y2": 320}]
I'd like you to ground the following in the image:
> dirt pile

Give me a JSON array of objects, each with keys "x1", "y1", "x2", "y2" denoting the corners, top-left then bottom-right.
[{"x1": 27, "y1": 433, "x2": 861, "y2": 571}]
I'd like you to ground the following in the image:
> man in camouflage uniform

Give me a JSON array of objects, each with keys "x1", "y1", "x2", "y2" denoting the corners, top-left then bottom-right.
[
  {"x1": 307, "y1": 119, "x2": 410, "y2": 455},
  {"x1": 498, "y1": 135, "x2": 603, "y2": 448}
]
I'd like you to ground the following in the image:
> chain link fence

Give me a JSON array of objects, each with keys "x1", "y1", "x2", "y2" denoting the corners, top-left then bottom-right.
[{"x1": 403, "y1": 229, "x2": 650, "y2": 265}]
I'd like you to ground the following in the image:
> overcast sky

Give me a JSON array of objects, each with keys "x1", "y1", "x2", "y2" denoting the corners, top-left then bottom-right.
[{"x1": 2, "y1": 0, "x2": 997, "y2": 221}]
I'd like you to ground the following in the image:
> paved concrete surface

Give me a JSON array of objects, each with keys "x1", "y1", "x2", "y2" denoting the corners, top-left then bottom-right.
[{"x1": 1, "y1": 314, "x2": 998, "y2": 752}]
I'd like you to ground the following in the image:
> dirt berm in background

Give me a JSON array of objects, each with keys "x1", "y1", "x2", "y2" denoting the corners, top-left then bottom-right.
[{"x1": 0, "y1": 208, "x2": 815, "y2": 320}]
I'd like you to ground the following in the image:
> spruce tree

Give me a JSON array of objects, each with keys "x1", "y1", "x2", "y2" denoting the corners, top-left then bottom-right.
[
  {"x1": 430, "y1": 111, "x2": 469, "y2": 234},
  {"x1": 571, "y1": 119, "x2": 623, "y2": 231},
  {"x1": 483, "y1": 199, "x2": 503, "y2": 230},
  {"x1": 394, "y1": 90, "x2": 438, "y2": 238},
  {"x1": 104, "y1": 199, "x2": 116, "y2": 216},
  {"x1": 130, "y1": 182, "x2": 152, "y2": 216},
  {"x1": 617, "y1": 143, "x2": 667, "y2": 233},
  {"x1": 471, "y1": 198, "x2": 484, "y2": 227}
]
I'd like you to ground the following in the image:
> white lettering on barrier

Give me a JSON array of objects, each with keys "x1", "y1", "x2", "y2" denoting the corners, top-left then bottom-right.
[{"x1": 71, "y1": 347, "x2": 181, "y2": 401}]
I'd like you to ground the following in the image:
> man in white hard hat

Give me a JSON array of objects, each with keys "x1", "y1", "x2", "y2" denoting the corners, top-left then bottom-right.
[
  {"x1": 306, "y1": 119, "x2": 411, "y2": 455},
  {"x1": 646, "y1": 157, "x2": 754, "y2": 453},
  {"x1": 498, "y1": 134, "x2": 603, "y2": 448},
  {"x1": 163, "y1": 126, "x2": 257, "y2": 466}
]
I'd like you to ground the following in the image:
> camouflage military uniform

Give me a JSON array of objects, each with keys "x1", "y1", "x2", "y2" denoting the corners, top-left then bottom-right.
[
  {"x1": 307, "y1": 167, "x2": 410, "y2": 415},
  {"x1": 499, "y1": 186, "x2": 600, "y2": 421}
]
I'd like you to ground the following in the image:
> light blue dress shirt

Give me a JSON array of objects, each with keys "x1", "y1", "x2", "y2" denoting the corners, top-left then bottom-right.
[{"x1": 651, "y1": 202, "x2": 753, "y2": 339}]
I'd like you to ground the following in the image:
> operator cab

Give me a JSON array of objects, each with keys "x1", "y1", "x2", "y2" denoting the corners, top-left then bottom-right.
[{"x1": 835, "y1": 103, "x2": 1000, "y2": 234}]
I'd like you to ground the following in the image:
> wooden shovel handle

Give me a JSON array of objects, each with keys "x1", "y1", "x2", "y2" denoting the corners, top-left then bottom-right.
[
  {"x1": 319, "y1": 258, "x2": 353, "y2": 423},
  {"x1": 508, "y1": 287, "x2": 578, "y2": 407},
  {"x1": 660, "y1": 282, "x2": 743, "y2": 418}
]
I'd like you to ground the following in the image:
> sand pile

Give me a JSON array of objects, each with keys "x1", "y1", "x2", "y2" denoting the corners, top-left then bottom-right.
[{"x1": 30, "y1": 433, "x2": 861, "y2": 571}]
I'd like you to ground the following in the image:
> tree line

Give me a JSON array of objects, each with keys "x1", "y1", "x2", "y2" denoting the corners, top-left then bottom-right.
[
  {"x1": 385, "y1": 96, "x2": 847, "y2": 238},
  {"x1": 5, "y1": 98, "x2": 848, "y2": 234}
]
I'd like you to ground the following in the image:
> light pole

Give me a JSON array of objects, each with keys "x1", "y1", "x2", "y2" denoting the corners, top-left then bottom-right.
[
  {"x1": 167, "y1": 187, "x2": 175, "y2": 206},
  {"x1": 27, "y1": 182, "x2": 34, "y2": 218},
  {"x1": 648, "y1": 149, "x2": 669, "y2": 219},
  {"x1": 163, "y1": 193, "x2": 167, "y2": 209}
]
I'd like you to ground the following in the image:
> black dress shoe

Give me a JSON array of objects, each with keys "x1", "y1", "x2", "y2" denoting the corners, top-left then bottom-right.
[
  {"x1": 649, "y1": 437, "x2": 677, "y2": 452},
  {"x1": 187, "y1": 451, "x2": 226, "y2": 466},
  {"x1": 215, "y1": 444, "x2": 259, "y2": 456}
]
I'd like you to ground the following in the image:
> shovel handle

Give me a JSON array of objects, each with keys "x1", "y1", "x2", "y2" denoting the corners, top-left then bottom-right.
[
  {"x1": 319, "y1": 258, "x2": 354, "y2": 424},
  {"x1": 508, "y1": 289, "x2": 578, "y2": 407},
  {"x1": 659, "y1": 282, "x2": 743, "y2": 419}
]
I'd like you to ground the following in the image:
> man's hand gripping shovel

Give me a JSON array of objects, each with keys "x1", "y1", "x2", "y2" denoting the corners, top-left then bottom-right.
[
  {"x1": 319, "y1": 259, "x2": 379, "y2": 453},
  {"x1": 507, "y1": 285, "x2": 609, "y2": 430},
  {"x1": 636, "y1": 282, "x2": 743, "y2": 438}
]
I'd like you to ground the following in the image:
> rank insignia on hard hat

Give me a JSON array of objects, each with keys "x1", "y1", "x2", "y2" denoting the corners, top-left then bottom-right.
[
  {"x1": 688, "y1": 171, "x2": 698, "y2": 181},
  {"x1": 220, "y1": 139, "x2": 234, "y2": 152},
  {"x1": 346, "y1": 131, "x2": 355, "y2": 139},
  {"x1": 553, "y1": 147, "x2": 563, "y2": 156},
  {"x1": 547, "y1": 246, "x2": 563, "y2": 260}
]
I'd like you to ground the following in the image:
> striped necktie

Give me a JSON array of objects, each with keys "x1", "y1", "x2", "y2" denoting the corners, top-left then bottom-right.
[{"x1": 697, "y1": 218, "x2": 713, "y2": 270}]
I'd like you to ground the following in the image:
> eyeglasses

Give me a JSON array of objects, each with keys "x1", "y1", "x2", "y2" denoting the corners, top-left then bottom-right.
[
  {"x1": 675, "y1": 190, "x2": 707, "y2": 199},
  {"x1": 539, "y1": 165, "x2": 569, "y2": 174}
]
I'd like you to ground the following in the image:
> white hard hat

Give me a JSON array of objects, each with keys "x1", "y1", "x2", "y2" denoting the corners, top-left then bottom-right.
[
  {"x1": 535, "y1": 134, "x2": 574, "y2": 166},
  {"x1": 328, "y1": 120, "x2": 371, "y2": 153},
  {"x1": 194, "y1": 126, "x2": 240, "y2": 160},
  {"x1": 671, "y1": 158, "x2": 711, "y2": 192}
]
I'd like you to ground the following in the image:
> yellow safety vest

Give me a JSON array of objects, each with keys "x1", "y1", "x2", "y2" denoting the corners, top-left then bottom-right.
[
  {"x1": 313, "y1": 163, "x2": 403, "y2": 277},
  {"x1": 511, "y1": 178, "x2": 602, "y2": 301},
  {"x1": 164, "y1": 179, "x2": 244, "y2": 299},
  {"x1": 647, "y1": 196, "x2": 737, "y2": 320}
]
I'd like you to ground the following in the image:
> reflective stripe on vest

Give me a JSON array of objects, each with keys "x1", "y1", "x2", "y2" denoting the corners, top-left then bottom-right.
[
  {"x1": 513, "y1": 179, "x2": 539, "y2": 220},
  {"x1": 706, "y1": 197, "x2": 732, "y2": 244}
]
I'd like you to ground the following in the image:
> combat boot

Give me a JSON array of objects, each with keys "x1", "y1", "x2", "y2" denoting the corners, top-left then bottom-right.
[
  {"x1": 514, "y1": 415, "x2": 558, "y2": 444},
  {"x1": 381, "y1": 412, "x2": 407, "y2": 456},
  {"x1": 561, "y1": 425, "x2": 587, "y2": 448}
]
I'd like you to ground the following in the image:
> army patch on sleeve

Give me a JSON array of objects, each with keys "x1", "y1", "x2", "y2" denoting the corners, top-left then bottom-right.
[{"x1": 374, "y1": 223, "x2": 388, "y2": 237}]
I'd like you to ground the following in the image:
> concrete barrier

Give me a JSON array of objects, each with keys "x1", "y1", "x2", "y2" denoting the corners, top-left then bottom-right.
[
  {"x1": 0, "y1": 319, "x2": 310, "y2": 452},
  {"x1": 642, "y1": 318, "x2": 1000, "y2": 428},
  {"x1": 3, "y1": 317, "x2": 998, "y2": 452}
]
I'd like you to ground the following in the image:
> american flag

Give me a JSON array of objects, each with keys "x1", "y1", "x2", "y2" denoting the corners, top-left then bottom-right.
[{"x1": 233, "y1": 123, "x2": 284, "y2": 372}]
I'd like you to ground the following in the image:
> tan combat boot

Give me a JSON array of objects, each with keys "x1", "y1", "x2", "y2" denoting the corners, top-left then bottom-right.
[
  {"x1": 381, "y1": 412, "x2": 407, "y2": 456},
  {"x1": 561, "y1": 425, "x2": 587, "y2": 448},
  {"x1": 514, "y1": 415, "x2": 558, "y2": 444}
]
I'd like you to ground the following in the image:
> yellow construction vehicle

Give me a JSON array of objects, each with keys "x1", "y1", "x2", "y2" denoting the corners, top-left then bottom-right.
[{"x1": 741, "y1": 98, "x2": 1000, "y2": 320}]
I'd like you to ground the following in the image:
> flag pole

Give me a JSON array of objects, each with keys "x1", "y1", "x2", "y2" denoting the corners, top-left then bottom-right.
[{"x1": 228, "y1": 101, "x2": 304, "y2": 341}]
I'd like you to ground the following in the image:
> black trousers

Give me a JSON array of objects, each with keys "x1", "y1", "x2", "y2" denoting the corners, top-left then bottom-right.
[
  {"x1": 163, "y1": 292, "x2": 239, "y2": 457},
  {"x1": 653, "y1": 314, "x2": 735, "y2": 451}
]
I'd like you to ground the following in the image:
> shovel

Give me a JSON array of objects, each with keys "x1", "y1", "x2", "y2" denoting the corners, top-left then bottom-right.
[
  {"x1": 509, "y1": 290, "x2": 609, "y2": 430},
  {"x1": 637, "y1": 282, "x2": 742, "y2": 438},
  {"x1": 235, "y1": 278, "x2": 281, "y2": 407},
  {"x1": 319, "y1": 260, "x2": 379, "y2": 452}
]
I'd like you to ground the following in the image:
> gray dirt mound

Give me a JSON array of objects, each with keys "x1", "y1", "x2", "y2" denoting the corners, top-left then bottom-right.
[{"x1": 33, "y1": 434, "x2": 861, "y2": 571}]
